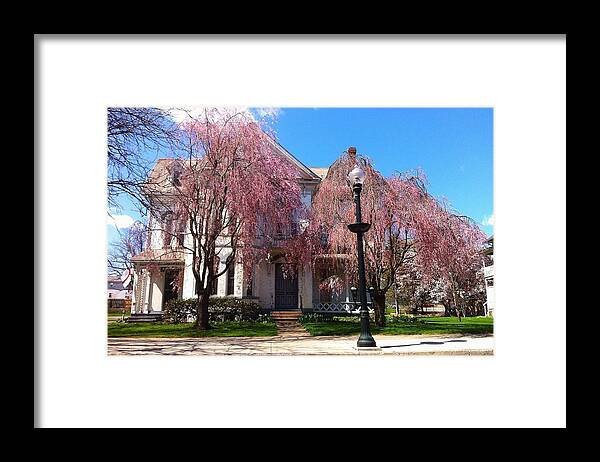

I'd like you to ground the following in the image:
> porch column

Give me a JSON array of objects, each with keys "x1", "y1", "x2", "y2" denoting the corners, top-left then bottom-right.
[
  {"x1": 142, "y1": 270, "x2": 152, "y2": 313},
  {"x1": 132, "y1": 267, "x2": 142, "y2": 314}
]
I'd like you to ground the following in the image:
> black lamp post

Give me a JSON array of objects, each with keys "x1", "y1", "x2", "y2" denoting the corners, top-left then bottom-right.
[{"x1": 346, "y1": 154, "x2": 377, "y2": 348}]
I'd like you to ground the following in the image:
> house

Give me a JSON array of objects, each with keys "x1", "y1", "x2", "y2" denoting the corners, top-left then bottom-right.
[
  {"x1": 482, "y1": 236, "x2": 494, "y2": 316},
  {"x1": 129, "y1": 139, "x2": 360, "y2": 317},
  {"x1": 107, "y1": 275, "x2": 133, "y2": 313},
  {"x1": 107, "y1": 275, "x2": 132, "y2": 300}
]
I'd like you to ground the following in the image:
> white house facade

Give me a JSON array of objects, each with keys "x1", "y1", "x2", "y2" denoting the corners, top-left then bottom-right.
[
  {"x1": 129, "y1": 140, "x2": 359, "y2": 316},
  {"x1": 483, "y1": 236, "x2": 494, "y2": 316}
]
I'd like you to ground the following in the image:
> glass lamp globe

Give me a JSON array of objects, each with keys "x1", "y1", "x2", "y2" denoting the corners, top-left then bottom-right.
[{"x1": 347, "y1": 165, "x2": 366, "y2": 186}]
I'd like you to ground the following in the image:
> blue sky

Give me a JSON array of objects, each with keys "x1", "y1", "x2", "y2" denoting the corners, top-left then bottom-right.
[
  {"x1": 108, "y1": 107, "x2": 493, "y2": 246},
  {"x1": 273, "y1": 108, "x2": 493, "y2": 235}
]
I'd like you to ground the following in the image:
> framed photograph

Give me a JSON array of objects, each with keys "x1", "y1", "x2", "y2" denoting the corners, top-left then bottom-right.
[{"x1": 35, "y1": 35, "x2": 566, "y2": 428}]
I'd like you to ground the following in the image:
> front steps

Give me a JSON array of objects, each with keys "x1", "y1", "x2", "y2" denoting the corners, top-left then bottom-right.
[
  {"x1": 270, "y1": 310, "x2": 309, "y2": 337},
  {"x1": 126, "y1": 313, "x2": 164, "y2": 323},
  {"x1": 270, "y1": 310, "x2": 303, "y2": 322}
]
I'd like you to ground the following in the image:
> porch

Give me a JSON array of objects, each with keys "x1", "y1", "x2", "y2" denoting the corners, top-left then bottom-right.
[
  {"x1": 130, "y1": 248, "x2": 185, "y2": 315},
  {"x1": 308, "y1": 254, "x2": 373, "y2": 315}
]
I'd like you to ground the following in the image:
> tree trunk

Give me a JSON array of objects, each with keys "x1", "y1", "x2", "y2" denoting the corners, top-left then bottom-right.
[
  {"x1": 451, "y1": 283, "x2": 460, "y2": 321},
  {"x1": 394, "y1": 282, "x2": 400, "y2": 316},
  {"x1": 373, "y1": 291, "x2": 387, "y2": 328},
  {"x1": 195, "y1": 290, "x2": 210, "y2": 330}
]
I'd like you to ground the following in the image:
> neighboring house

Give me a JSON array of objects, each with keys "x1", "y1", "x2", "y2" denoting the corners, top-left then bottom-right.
[
  {"x1": 482, "y1": 236, "x2": 494, "y2": 316},
  {"x1": 129, "y1": 139, "x2": 361, "y2": 316},
  {"x1": 107, "y1": 275, "x2": 132, "y2": 300}
]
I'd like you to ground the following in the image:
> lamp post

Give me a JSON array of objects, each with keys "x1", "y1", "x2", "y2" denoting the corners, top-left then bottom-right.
[{"x1": 346, "y1": 150, "x2": 377, "y2": 348}]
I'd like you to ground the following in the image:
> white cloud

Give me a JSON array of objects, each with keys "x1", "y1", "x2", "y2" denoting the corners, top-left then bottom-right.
[
  {"x1": 107, "y1": 213, "x2": 135, "y2": 229},
  {"x1": 254, "y1": 107, "x2": 282, "y2": 118},
  {"x1": 162, "y1": 106, "x2": 281, "y2": 124},
  {"x1": 163, "y1": 106, "x2": 251, "y2": 124},
  {"x1": 481, "y1": 213, "x2": 495, "y2": 226}
]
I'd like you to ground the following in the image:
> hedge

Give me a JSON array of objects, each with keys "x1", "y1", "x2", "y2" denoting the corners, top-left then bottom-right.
[{"x1": 163, "y1": 296, "x2": 269, "y2": 323}]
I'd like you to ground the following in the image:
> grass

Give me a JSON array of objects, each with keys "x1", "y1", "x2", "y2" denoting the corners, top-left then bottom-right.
[
  {"x1": 300, "y1": 316, "x2": 493, "y2": 337},
  {"x1": 107, "y1": 321, "x2": 278, "y2": 338}
]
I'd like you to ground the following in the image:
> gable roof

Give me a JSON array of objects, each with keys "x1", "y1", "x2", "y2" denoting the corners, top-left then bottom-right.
[{"x1": 265, "y1": 136, "x2": 322, "y2": 182}]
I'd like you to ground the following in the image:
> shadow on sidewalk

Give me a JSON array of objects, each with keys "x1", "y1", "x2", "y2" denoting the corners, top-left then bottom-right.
[{"x1": 380, "y1": 339, "x2": 468, "y2": 349}]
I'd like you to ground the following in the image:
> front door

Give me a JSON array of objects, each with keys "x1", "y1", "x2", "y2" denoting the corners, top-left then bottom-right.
[
  {"x1": 162, "y1": 269, "x2": 179, "y2": 308},
  {"x1": 274, "y1": 263, "x2": 298, "y2": 310}
]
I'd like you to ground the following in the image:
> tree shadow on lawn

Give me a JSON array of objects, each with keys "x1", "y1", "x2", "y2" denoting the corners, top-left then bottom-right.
[{"x1": 107, "y1": 321, "x2": 278, "y2": 338}]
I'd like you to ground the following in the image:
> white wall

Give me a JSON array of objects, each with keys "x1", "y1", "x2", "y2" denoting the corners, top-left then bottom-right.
[
  {"x1": 182, "y1": 251, "x2": 195, "y2": 299},
  {"x1": 107, "y1": 289, "x2": 132, "y2": 300},
  {"x1": 150, "y1": 272, "x2": 164, "y2": 312},
  {"x1": 254, "y1": 261, "x2": 274, "y2": 310}
]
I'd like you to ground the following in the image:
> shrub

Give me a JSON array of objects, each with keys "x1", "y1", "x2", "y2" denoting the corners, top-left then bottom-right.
[
  {"x1": 163, "y1": 298, "x2": 197, "y2": 323},
  {"x1": 163, "y1": 297, "x2": 269, "y2": 323}
]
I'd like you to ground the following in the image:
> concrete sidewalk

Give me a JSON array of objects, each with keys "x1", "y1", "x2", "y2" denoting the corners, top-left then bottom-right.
[{"x1": 107, "y1": 333, "x2": 494, "y2": 356}]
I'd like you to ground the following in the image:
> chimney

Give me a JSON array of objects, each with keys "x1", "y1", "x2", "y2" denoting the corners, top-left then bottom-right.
[{"x1": 347, "y1": 146, "x2": 357, "y2": 161}]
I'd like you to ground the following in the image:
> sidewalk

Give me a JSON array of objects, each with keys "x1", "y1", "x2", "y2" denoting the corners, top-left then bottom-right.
[{"x1": 107, "y1": 333, "x2": 494, "y2": 356}]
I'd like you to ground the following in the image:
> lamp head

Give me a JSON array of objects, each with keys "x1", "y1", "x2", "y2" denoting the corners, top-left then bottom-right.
[{"x1": 347, "y1": 164, "x2": 366, "y2": 187}]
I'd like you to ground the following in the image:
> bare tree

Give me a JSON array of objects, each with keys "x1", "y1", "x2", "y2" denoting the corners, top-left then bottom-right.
[
  {"x1": 108, "y1": 221, "x2": 146, "y2": 274},
  {"x1": 107, "y1": 107, "x2": 178, "y2": 211}
]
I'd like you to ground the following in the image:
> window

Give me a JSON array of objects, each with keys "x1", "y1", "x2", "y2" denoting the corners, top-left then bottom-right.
[
  {"x1": 162, "y1": 211, "x2": 174, "y2": 249},
  {"x1": 210, "y1": 256, "x2": 220, "y2": 295},
  {"x1": 301, "y1": 189, "x2": 312, "y2": 207},
  {"x1": 226, "y1": 264, "x2": 235, "y2": 295},
  {"x1": 246, "y1": 276, "x2": 253, "y2": 297},
  {"x1": 171, "y1": 163, "x2": 182, "y2": 186}
]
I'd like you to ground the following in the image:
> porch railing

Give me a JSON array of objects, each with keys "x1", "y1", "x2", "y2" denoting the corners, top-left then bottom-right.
[{"x1": 311, "y1": 301, "x2": 373, "y2": 313}]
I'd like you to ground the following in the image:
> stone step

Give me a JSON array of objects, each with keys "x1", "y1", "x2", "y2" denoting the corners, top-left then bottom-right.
[
  {"x1": 271, "y1": 311, "x2": 302, "y2": 319},
  {"x1": 127, "y1": 313, "x2": 164, "y2": 323}
]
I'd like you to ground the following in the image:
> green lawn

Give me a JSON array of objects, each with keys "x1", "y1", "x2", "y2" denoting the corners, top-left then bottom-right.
[
  {"x1": 300, "y1": 316, "x2": 493, "y2": 337},
  {"x1": 107, "y1": 321, "x2": 278, "y2": 338}
]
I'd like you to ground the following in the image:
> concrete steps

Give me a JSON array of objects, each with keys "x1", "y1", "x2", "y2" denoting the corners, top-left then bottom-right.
[
  {"x1": 271, "y1": 310, "x2": 303, "y2": 321},
  {"x1": 270, "y1": 310, "x2": 310, "y2": 337},
  {"x1": 127, "y1": 313, "x2": 164, "y2": 323}
]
